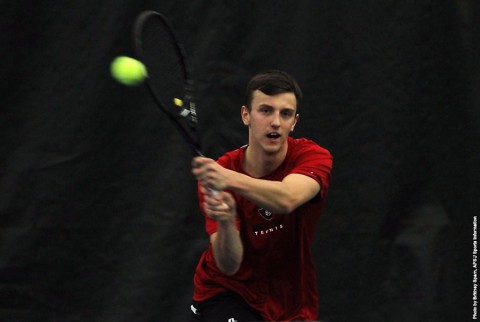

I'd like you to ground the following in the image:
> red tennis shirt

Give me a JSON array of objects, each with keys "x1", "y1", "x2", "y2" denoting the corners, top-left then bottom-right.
[{"x1": 193, "y1": 137, "x2": 333, "y2": 321}]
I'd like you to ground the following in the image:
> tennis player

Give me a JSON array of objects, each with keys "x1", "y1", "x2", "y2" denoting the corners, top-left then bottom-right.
[{"x1": 189, "y1": 70, "x2": 333, "y2": 321}]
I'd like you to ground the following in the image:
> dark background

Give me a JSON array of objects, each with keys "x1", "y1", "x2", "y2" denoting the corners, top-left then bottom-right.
[{"x1": 1, "y1": 1, "x2": 478, "y2": 321}]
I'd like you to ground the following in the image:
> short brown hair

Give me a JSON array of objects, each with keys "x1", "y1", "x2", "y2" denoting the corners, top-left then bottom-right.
[{"x1": 244, "y1": 70, "x2": 303, "y2": 111}]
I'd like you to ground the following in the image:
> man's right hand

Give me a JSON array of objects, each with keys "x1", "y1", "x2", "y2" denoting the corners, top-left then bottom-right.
[{"x1": 200, "y1": 186, "x2": 236, "y2": 222}]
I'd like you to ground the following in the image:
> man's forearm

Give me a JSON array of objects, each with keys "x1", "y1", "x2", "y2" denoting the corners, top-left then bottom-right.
[
  {"x1": 212, "y1": 220, "x2": 243, "y2": 276},
  {"x1": 232, "y1": 176, "x2": 295, "y2": 213},
  {"x1": 228, "y1": 172, "x2": 320, "y2": 214}
]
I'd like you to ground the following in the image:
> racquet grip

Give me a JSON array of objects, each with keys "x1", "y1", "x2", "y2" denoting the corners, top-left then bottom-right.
[{"x1": 208, "y1": 187, "x2": 219, "y2": 196}]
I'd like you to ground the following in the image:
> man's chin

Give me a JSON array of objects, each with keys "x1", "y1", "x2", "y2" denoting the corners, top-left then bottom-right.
[{"x1": 262, "y1": 143, "x2": 284, "y2": 155}]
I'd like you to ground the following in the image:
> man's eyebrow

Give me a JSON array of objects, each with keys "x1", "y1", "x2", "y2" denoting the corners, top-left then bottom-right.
[
  {"x1": 281, "y1": 106, "x2": 296, "y2": 112},
  {"x1": 257, "y1": 104, "x2": 273, "y2": 109},
  {"x1": 257, "y1": 104, "x2": 295, "y2": 109}
]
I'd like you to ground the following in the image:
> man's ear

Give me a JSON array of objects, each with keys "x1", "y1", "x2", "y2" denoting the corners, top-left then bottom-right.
[
  {"x1": 241, "y1": 106, "x2": 250, "y2": 126},
  {"x1": 291, "y1": 114, "x2": 299, "y2": 132}
]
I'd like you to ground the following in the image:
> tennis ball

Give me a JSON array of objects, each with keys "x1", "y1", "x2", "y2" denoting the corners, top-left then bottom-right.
[{"x1": 110, "y1": 56, "x2": 147, "y2": 86}]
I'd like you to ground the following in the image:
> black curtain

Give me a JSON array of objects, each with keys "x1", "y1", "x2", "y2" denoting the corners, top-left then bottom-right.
[{"x1": 1, "y1": 1, "x2": 477, "y2": 321}]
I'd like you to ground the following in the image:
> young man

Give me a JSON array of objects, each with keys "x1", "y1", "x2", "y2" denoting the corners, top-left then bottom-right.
[{"x1": 190, "y1": 70, "x2": 333, "y2": 321}]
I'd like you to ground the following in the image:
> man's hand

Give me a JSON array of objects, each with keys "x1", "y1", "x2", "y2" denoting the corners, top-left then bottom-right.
[
  {"x1": 192, "y1": 156, "x2": 232, "y2": 191},
  {"x1": 201, "y1": 186, "x2": 237, "y2": 222}
]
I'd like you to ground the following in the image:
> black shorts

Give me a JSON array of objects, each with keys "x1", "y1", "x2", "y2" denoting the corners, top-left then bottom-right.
[{"x1": 188, "y1": 292, "x2": 264, "y2": 322}]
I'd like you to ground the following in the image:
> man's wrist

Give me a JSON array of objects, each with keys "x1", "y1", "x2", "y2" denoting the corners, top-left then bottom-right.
[{"x1": 217, "y1": 216, "x2": 236, "y2": 227}]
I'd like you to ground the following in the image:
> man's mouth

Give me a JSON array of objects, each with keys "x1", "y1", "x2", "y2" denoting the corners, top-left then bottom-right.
[{"x1": 266, "y1": 132, "x2": 281, "y2": 139}]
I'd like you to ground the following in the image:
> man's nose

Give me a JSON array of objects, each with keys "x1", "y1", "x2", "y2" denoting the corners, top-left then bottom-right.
[{"x1": 271, "y1": 112, "x2": 281, "y2": 127}]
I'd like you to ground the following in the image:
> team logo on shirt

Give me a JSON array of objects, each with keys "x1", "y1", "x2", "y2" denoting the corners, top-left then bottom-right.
[
  {"x1": 258, "y1": 208, "x2": 273, "y2": 221},
  {"x1": 252, "y1": 217, "x2": 284, "y2": 236}
]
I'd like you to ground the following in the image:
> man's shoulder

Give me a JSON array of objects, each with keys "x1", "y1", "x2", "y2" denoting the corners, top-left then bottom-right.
[
  {"x1": 289, "y1": 137, "x2": 331, "y2": 156},
  {"x1": 217, "y1": 145, "x2": 247, "y2": 169}
]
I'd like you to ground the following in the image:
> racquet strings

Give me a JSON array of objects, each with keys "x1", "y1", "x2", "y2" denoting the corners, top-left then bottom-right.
[{"x1": 140, "y1": 14, "x2": 187, "y2": 115}]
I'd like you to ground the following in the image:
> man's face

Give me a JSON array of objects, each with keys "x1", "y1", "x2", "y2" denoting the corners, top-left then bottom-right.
[{"x1": 242, "y1": 90, "x2": 299, "y2": 155}]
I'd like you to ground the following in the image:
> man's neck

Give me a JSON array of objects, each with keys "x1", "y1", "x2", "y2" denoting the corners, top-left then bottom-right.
[{"x1": 243, "y1": 144, "x2": 288, "y2": 178}]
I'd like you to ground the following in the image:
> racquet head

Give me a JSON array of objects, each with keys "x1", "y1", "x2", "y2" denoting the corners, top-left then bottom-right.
[{"x1": 134, "y1": 10, "x2": 202, "y2": 155}]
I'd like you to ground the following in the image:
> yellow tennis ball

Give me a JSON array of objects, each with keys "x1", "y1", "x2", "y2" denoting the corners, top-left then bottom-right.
[{"x1": 110, "y1": 56, "x2": 147, "y2": 86}]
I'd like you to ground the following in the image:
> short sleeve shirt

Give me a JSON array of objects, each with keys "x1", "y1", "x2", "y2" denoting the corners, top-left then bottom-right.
[{"x1": 193, "y1": 137, "x2": 333, "y2": 321}]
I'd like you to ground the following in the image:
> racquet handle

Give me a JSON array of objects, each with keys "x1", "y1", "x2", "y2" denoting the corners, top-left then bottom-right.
[
  {"x1": 195, "y1": 151, "x2": 219, "y2": 196},
  {"x1": 208, "y1": 187, "x2": 219, "y2": 196}
]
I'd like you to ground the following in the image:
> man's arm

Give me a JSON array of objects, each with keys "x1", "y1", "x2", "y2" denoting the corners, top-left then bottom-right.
[
  {"x1": 202, "y1": 188, "x2": 243, "y2": 276},
  {"x1": 228, "y1": 173, "x2": 320, "y2": 214},
  {"x1": 210, "y1": 225, "x2": 243, "y2": 276},
  {"x1": 193, "y1": 157, "x2": 320, "y2": 214}
]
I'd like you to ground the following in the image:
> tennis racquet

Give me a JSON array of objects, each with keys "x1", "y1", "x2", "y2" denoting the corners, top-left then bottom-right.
[
  {"x1": 134, "y1": 10, "x2": 203, "y2": 157},
  {"x1": 134, "y1": 10, "x2": 219, "y2": 194}
]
